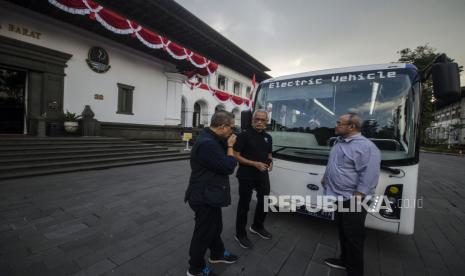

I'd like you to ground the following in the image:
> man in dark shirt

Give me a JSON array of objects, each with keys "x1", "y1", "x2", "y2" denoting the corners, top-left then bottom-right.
[
  {"x1": 184, "y1": 111, "x2": 239, "y2": 276},
  {"x1": 233, "y1": 110, "x2": 273, "y2": 249}
]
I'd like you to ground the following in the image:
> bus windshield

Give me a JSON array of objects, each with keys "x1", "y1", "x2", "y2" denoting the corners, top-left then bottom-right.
[{"x1": 255, "y1": 68, "x2": 420, "y2": 163}]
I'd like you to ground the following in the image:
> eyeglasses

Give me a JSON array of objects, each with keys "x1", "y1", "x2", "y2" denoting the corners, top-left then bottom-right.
[
  {"x1": 336, "y1": 121, "x2": 352, "y2": 126},
  {"x1": 253, "y1": 118, "x2": 267, "y2": 122}
]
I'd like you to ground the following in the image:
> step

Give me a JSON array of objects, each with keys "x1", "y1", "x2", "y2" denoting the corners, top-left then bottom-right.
[
  {"x1": 0, "y1": 145, "x2": 168, "y2": 158},
  {"x1": 0, "y1": 151, "x2": 190, "y2": 172},
  {"x1": 134, "y1": 139, "x2": 183, "y2": 143},
  {"x1": 0, "y1": 155, "x2": 190, "y2": 180},
  {"x1": 0, "y1": 141, "x2": 146, "y2": 148},
  {"x1": 0, "y1": 148, "x2": 181, "y2": 164},
  {"x1": 0, "y1": 143, "x2": 161, "y2": 152},
  {"x1": 0, "y1": 137, "x2": 125, "y2": 142},
  {"x1": 0, "y1": 146, "x2": 169, "y2": 158},
  {"x1": 0, "y1": 141, "x2": 141, "y2": 147}
]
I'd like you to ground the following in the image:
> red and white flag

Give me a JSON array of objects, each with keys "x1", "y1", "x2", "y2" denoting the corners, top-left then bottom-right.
[{"x1": 248, "y1": 74, "x2": 257, "y2": 109}]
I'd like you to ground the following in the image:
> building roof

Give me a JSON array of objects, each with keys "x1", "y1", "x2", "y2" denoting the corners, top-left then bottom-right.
[{"x1": 8, "y1": 0, "x2": 271, "y2": 81}]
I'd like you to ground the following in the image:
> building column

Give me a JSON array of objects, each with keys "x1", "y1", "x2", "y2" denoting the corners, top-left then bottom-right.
[
  {"x1": 164, "y1": 72, "x2": 187, "y2": 125},
  {"x1": 185, "y1": 108, "x2": 194, "y2": 128}
]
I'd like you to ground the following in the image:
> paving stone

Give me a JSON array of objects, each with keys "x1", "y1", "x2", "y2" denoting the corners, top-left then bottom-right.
[
  {"x1": 71, "y1": 258, "x2": 116, "y2": 276},
  {"x1": 258, "y1": 247, "x2": 288, "y2": 274},
  {"x1": 1, "y1": 155, "x2": 465, "y2": 275},
  {"x1": 43, "y1": 222, "x2": 88, "y2": 240},
  {"x1": 14, "y1": 261, "x2": 49, "y2": 276},
  {"x1": 47, "y1": 260, "x2": 81, "y2": 276},
  {"x1": 278, "y1": 248, "x2": 313, "y2": 275},
  {"x1": 109, "y1": 241, "x2": 152, "y2": 265},
  {"x1": 311, "y1": 243, "x2": 337, "y2": 264},
  {"x1": 101, "y1": 257, "x2": 153, "y2": 276},
  {"x1": 304, "y1": 261, "x2": 330, "y2": 276}
]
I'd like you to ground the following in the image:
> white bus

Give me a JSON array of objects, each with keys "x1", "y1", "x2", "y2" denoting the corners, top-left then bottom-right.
[{"x1": 242, "y1": 58, "x2": 460, "y2": 234}]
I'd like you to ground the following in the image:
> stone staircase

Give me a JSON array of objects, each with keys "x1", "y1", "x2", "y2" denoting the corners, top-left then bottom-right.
[
  {"x1": 133, "y1": 139, "x2": 187, "y2": 148},
  {"x1": 0, "y1": 136, "x2": 190, "y2": 180}
]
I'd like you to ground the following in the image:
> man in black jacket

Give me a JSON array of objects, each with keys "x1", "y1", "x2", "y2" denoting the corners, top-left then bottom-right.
[{"x1": 184, "y1": 110, "x2": 239, "y2": 276}]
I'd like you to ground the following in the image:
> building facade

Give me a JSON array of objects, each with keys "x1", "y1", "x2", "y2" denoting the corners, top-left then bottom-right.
[
  {"x1": 427, "y1": 88, "x2": 465, "y2": 146},
  {"x1": 0, "y1": 0, "x2": 270, "y2": 139}
]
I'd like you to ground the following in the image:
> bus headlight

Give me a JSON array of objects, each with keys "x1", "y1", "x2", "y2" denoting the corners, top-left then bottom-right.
[{"x1": 379, "y1": 184, "x2": 403, "y2": 219}]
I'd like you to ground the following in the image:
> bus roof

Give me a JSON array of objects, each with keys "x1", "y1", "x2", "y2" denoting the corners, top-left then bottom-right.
[{"x1": 262, "y1": 63, "x2": 417, "y2": 83}]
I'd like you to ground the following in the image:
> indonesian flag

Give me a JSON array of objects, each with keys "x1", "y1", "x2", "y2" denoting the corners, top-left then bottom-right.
[{"x1": 249, "y1": 74, "x2": 256, "y2": 109}]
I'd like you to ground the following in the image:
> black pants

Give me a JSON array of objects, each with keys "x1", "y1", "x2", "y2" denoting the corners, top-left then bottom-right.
[
  {"x1": 336, "y1": 200, "x2": 367, "y2": 276},
  {"x1": 235, "y1": 175, "x2": 270, "y2": 237},
  {"x1": 188, "y1": 203, "x2": 225, "y2": 273}
]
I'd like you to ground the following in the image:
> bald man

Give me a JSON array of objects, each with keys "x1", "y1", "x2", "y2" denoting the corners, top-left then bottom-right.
[{"x1": 322, "y1": 113, "x2": 381, "y2": 276}]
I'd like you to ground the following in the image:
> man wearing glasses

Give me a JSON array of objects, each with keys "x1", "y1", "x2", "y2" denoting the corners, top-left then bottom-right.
[
  {"x1": 233, "y1": 110, "x2": 273, "y2": 249},
  {"x1": 322, "y1": 112, "x2": 381, "y2": 276},
  {"x1": 185, "y1": 111, "x2": 239, "y2": 276}
]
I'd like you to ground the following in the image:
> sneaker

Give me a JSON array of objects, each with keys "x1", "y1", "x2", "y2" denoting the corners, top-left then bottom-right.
[
  {"x1": 234, "y1": 235, "x2": 252, "y2": 249},
  {"x1": 249, "y1": 225, "x2": 272, "y2": 239},
  {"x1": 187, "y1": 266, "x2": 218, "y2": 276},
  {"x1": 208, "y1": 250, "x2": 239, "y2": 264},
  {"x1": 324, "y1": 258, "x2": 346, "y2": 270}
]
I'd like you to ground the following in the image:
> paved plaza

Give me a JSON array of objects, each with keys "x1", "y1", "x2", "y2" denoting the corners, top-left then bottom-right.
[{"x1": 0, "y1": 153, "x2": 464, "y2": 276}]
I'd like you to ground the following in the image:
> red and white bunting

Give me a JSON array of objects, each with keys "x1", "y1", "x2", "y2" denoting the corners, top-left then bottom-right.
[
  {"x1": 48, "y1": 0, "x2": 218, "y2": 76},
  {"x1": 185, "y1": 80, "x2": 251, "y2": 107}
]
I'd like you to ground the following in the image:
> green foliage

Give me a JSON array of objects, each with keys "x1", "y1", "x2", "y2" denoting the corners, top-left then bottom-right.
[
  {"x1": 396, "y1": 44, "x2": 462, "y2": 145},
  {"x1": 64, "y1": 110, "x2": 81, "y2": 121}
]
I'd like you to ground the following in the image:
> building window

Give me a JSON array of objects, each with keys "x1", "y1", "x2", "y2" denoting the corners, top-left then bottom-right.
[
  {"x1": 217, "y1": 75, "x2": 226, "y2": 91},
  {"x1": 233, "y1": 81, "x2": 241, "y2": 95},
  {"x1": 246, "y1": 86, "x2": 251, "y2": 98},
  {"x1": 117, "y1": 83, "x2": 134, "y2": 115}
]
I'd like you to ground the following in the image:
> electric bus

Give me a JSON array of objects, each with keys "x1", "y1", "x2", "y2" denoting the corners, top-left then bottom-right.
[{"x1": 242, "y1": 58, "x2": 460, "y2": 234}]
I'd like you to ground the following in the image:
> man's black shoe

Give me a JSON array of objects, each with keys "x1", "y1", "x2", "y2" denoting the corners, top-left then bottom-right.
[
  {"x1": 234, "y1": 235, "x2": 252, "y2": 249},
  {"x1": 324, "y1": 258, "x2": 346, "y2": 270},
  {"x1": 208, "y1": 250, "x2": 239, "y2": 264},
  {"x1": 187, "y1": 266, "x2": 218, "y2": 276},
  {"x1": 249, "y1": 225, "x2": 272, "y2": 239}
]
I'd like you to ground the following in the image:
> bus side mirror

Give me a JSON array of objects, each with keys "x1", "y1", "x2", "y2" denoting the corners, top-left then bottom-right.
[
  {"x1": 241, "y1": 110, "x2": 252, "y2": 130},
  {"x1": 432, "y1": 62, "x2": 461, "y2": 102}
]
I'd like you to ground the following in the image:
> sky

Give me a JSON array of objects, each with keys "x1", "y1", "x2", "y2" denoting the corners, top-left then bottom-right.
[{"x1": 175, "y1": 0, "x2": 465, "y2": 83}]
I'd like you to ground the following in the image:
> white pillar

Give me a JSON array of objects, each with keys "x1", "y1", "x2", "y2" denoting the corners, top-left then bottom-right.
[
  {"x1": 185, "y1": 108, "x2": 194, "y2": 128},
  {"x1": 164, "y1": 72, "x2": 187, "y2": 125}
]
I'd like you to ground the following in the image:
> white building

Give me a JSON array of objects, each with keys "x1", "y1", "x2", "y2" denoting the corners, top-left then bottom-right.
[
  {"x1": 182, "y1": 66, "x2": 255, "y2": 128},
  {"x1": 0, "y1": 0, "x2": 270, "y2": 139},
  {"x1": 428, "y1": 87, "x2": 465, "y2": 146}
]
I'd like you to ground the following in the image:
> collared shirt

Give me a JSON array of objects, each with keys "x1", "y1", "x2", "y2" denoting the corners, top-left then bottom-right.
[
  {"x1": 323, "y1": 133, "x2": 381, "y2": 200},
  {"x1": 234, "y1": 128, "x2": 272, "y2": 179}
]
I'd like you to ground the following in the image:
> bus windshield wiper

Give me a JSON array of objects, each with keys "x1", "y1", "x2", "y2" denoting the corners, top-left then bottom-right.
[
  {"x1": 381, "y1": 165, "x2": 401, "y2": 175},
  {"x1": 272, "y1": 146, "x2": 318, "y2": 154}
]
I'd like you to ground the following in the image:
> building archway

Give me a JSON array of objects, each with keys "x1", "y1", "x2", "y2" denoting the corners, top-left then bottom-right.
[{"x1": 193, "y1": 100, "x2": 208, "y2": 127}]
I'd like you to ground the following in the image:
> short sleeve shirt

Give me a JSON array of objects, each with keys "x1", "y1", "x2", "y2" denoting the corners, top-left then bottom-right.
[{"x1": 233, "y1": 128, "x2": 273, "y2": 178}]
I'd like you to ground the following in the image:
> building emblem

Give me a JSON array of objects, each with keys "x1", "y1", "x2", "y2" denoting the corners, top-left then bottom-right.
[{"x1": 86, "y1": 47, "x2": 110, "y2": 73}]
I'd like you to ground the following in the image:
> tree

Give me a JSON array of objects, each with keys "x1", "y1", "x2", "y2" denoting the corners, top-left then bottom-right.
[{"x1": 396, "y1": 44, "x2": 462, "y2": 145}]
